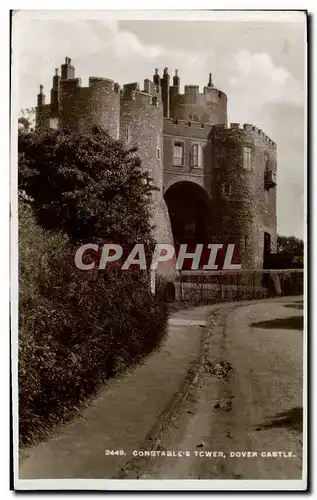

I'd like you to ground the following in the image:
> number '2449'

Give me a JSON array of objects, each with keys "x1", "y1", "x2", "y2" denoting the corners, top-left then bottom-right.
[{"x1": 105, "y1": 449, "x2": 126, "y2": 456}]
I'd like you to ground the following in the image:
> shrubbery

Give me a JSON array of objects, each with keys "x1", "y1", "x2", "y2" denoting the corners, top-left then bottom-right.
[
  {"x1": 19, "y1": 202, "x2": 168, "y2": 445},
  {"x1": 18, "y1": 127, "x2": 169, "y2": 446}
]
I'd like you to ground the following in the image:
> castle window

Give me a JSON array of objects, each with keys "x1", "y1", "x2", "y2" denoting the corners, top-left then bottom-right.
[
  {"x1": 191, "y1": 144, "x2": 202, "y2": 168},
  {"x1": 222, "y1": 183, "x2": 232, "y2": 197},
  {"x1": 157, "y1": 148, "x2": 160, "y2": 160},
  {"x1": 243, "y1": 146, "x2": 252, "y2": 170},
  {"x1": 123, "y1": 125, "x2": 130, "y2": 144},
  {"x1": 173, "y1": 142, "x2": 184, "y2": 166}
]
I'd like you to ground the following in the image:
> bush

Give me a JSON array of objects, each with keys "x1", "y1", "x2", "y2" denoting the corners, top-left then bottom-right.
[{"x1": 19, "y1": 201, "x2": 168, "y2": 446}]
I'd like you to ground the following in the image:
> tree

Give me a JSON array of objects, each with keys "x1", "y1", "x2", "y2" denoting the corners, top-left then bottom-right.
[
  {"x1": 18, "y1": 126, "x2": 156, "y2": 245},
  {"x1": 277, "y1": 235, "x2": 304, "y2": 255}
]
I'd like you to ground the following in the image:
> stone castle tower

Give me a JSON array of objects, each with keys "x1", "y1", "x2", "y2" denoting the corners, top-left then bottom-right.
[{"x1": 36, "y1": 57, "x2": 277, "y2": 270}]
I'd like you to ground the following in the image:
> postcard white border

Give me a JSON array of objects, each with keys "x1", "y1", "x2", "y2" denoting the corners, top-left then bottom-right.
[{"x1": 9, "y1": 5, "x2": 308, "y2": 494}]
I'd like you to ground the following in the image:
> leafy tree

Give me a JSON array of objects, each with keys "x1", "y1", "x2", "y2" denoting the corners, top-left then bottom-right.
[
  {"x1": 18, "y1": 126, "x2": 156, "y2": 245},
  {"x1": 277, "y1": 235, "x2": 304, "y2": 255}
]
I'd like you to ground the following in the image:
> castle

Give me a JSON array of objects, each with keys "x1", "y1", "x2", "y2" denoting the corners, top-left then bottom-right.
[{"x1": 36, "y1": 57, "x2": 277, "y2": 270}]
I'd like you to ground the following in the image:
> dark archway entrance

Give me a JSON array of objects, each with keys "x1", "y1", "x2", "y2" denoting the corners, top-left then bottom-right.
[{"x1": 164, "y1": 181, "x2": 211, "y2": 245}]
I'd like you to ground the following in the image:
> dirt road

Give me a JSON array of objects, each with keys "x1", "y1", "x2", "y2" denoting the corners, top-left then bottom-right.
[{"x1": 130, "y1": 297, "x2": 304, "y2": 480}]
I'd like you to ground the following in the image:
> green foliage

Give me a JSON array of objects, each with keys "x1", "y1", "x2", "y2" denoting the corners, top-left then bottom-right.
[
  {"x1": 277, "y1": 235, "x2": 304, "y2": 255},
  {"x1": 18, "y1": 127, "x2": 155, "y2": 244},
  {"x1": 19, "y1": 201, "x2": 168, "y2": 445}
]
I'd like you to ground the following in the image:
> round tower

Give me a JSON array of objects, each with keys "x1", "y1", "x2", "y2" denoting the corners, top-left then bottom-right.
[
  {"x1": 120, "y1": 84, "x2": 174, "y2": 274},
  {"x1": 210, "y1": 124, "x2": 257, "y2": 268},
  {"x1": 58, "y1": 58, "x2": 120, "y2": 139}
]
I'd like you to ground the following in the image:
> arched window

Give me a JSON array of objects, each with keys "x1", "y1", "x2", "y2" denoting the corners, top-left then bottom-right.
[
  {"x1": 243, "y1": 146, "x2": 252, "y2": 170},
  {"x1": 191, "y1": 144, "x2": 202, "y2": 168},
  {"x1": 173, "y1": 142, "x2": 184, "y2": 166}
]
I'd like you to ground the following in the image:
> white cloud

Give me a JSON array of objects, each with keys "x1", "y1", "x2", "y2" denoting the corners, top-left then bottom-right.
[
  {"x1": 109, "y1": 31, "x2": 164, "y2": 59},
  {"x1": 14, "y1": 14, "x2": 215, "y2": 106},
  {"x1": 229, "y1": 50, "x2": 303, "y2": 107}
]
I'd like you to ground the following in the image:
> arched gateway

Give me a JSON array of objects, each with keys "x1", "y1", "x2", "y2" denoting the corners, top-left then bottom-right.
[{"x1": 164, "y1": 181, "x2": 212, "y2": 245}]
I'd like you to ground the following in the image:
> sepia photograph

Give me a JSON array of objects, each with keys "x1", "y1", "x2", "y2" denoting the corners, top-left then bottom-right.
[{"x1": 11, "y1": 8, "x2": 307, "y2": 491}]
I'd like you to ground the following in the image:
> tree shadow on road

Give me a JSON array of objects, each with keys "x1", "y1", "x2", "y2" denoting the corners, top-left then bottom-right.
[
  {"x1": 284, "y1": 303, "x2": 303, "y2": 311},
  {"x1": 250, "y1": 316, "x2": 303, "y2": 331},
  {"x1": 255, "y1": 407, "x2": 303, "y2": 433}
]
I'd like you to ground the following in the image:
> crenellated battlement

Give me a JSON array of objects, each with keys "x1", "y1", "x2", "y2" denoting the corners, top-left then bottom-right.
[
  {"x1": 170, "y1": 86, "x2": 227, "y2": 107},
  {"x1": 243, "y1": 123, "x2": 276, "y2": 149},
  {"x1": 169, "y1": 82, "x2": 227, "y2": 100},
  {"x1": 43, "y1": 74, "x2": 120, "y2": 112},
  {"x1": 58, "y1": 76, "x2": 119, "y2": 94},
  {"x1": 121, "y1": 88, "x2": 161, "y2": 107},
  {"x1": 35, "y1": 58, "x2": 276, "y2": 152},
  {"x1": 210, "y1": 122, "x2": 276, "y2": 150},
  {"x1": 167, "y1": 72, "x2": 227, "y2": 125},
  {"x1": 89, "y1": 77, "x2": 118, "y2": 92},
  {"x1": 45, "y1": 58, "x2": 121, "y2": 138},
  {"x1": 121, "y1": 79, "x2": 161, "y2": 104}
]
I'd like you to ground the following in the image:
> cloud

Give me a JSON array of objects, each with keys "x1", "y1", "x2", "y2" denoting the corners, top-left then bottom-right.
[
  {"x1": 108, "y1": 31, "x2": 164, "y2": 59},
  {"x1": 14, "y1": 14, "x2": 215, "y2": 106},
  {"x1": 14, "y1": 18, "x2": 118, "y2": 70},
  {"x1": 228, "y1": 50, "x2": 303, "y2": 108}
]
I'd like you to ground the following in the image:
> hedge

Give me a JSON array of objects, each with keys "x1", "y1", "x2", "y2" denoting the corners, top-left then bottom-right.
[{"x1": 19, "y1": 201, "x2": 168, "y2": 445}]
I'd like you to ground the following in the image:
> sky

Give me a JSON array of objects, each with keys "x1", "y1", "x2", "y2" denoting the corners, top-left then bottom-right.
[{"x1": 13, "y1": 10, "x2": 306, "y2": 238}]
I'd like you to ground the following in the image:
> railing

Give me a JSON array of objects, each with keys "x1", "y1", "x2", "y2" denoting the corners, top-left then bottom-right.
[{"x1": 175, "y1": 269, "x2": 304, "y2": 304}]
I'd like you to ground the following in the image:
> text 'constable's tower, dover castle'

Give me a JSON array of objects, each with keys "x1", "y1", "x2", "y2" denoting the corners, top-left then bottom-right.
[{"x1": 36, "y1": 57, "x2": 277, "y2": 270}]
